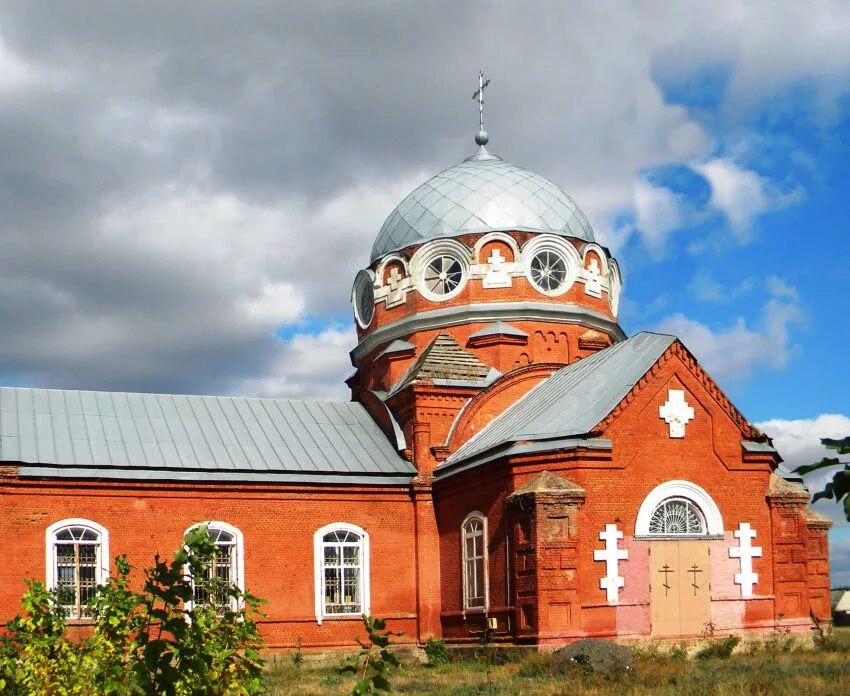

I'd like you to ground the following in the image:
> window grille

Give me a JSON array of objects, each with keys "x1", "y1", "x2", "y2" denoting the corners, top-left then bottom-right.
[
  {"x1": 185, "y1": 523, "x2": 242, "y2": 612},
  {"x1": 648, "y1": 498, "x2": 707, "y2": 536},
  {"x1": 50, "y1": 524, "x2": 103, "y2": 619},
  {"x1": 321, "y1": 529, "x2": 363, "y2": 615},
  {"x1": 462, "y1": 514, "x2": 487, "y2": 611}
]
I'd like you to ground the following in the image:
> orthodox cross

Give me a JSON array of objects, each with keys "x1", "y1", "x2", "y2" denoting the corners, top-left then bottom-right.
[
  {"x1": 472, "y1": 71, "x2": 491, "y2": 132},
  {"x1": 688, "y1": 564, "x2": 703, "y2": 596},
  {"x1": 593, "y1": 523, "x2": 628, "y2": 603},
  {"x1": 659, "y1": 389, "x2": 695, "y2": 438},
  {"x1": 658, "y1": 564, "x2": 674, "y2": 596},
  {"x1": 730, "y1": 522, "x2": 762, "y2": 598}
]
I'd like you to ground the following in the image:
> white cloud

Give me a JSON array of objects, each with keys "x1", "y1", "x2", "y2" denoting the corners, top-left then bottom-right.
[
  {"x1": 756, "y1": 413, "x2": 850, "y2": 530},
  {"x1": 654, "y1": 286, "x2": 802, "y2": 381},
  {"x1": 633, "y1": 179, "x2": 687, "y2": 253},
  {"x1": 691, "y1": 158, "x2": 784, "y2": 237},
  {"x1": 236, "y1": 327, "x2": 355, "y2": 401},
  {"x1": 689, "y1": 269, "x2": 755, "y2": 303}
]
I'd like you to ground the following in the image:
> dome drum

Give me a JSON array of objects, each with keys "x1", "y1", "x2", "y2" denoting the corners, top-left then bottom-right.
[{"x1": 351, "y1": 231, "x2": 622, "y2": 331}]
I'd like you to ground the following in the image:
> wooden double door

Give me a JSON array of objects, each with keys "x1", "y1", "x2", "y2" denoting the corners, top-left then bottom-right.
[{"x1": 649, "y1": 540, "x2": 711, "y2": 637}]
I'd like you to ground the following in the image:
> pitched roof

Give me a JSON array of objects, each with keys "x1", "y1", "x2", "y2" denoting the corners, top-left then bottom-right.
[
  {"x1": 445, "y1": 332, "x2": 676, "y2": 467},
  {"x1": 468, "y1": 321, "x2": 529, "y2": 339},
  {"x1": 508, "y1": 470, "x2": 586, "y2": 497},
  {"x1": 393, "y1": 333, "x2": 493, "y2": 392},
  {"x1": 0, "y1": 387, "x2": 414, "y2": 484}
]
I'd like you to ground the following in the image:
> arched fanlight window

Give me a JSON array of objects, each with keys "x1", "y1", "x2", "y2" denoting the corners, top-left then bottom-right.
[
  {"x1": 184, "y1": 522, "x2": 244, "y2": 612},
  {"x1": 314, "y1": 523, "x2": 370, "y2": 623},
  {"x1": 462, "y1": 512, "x2": 488, "y2": 611},
  {"x1": 648, "y1": 498, "x2": 707, "y2": 536},
  {"x1": 46, "y1": 519, "x2": 109, "y2": 619}
]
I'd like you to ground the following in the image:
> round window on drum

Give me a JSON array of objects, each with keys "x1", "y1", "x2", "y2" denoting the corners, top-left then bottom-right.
[
  {"x1": 647, "y1": 498, "x2": 707, "y2": 536},
  {"x1": 529, "y1": 250, "x2": 568, "y2": 292},
  {"x1": 423, "y1": 255, "x2": 464, "y2": 296},
  {"x1": 352, "y1": 270, "x2": 375, "y2": 328}
]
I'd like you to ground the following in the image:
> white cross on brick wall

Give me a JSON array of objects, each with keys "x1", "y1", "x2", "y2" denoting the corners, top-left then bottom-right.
[
  {"x1": 593, "y1": 523, "x2": 628, "y2": 603},
  {"x1": 730, "y1": 522, "x2": 762, "y2": 598},
  {"x1": 487, "y1": 248, "x2": 505, "y2": 269},
  {"x1": 584, "y1": 258, "x2": 602, "y2": 297},
  {"x1": 659, "y1": 389, "x2": 695, "y2": 438},
  {"x1": 387, "y1": 267, "x2": 402, "y2": 292}
]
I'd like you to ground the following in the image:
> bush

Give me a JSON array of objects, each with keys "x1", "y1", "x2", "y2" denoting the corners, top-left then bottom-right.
[
  {"x1": 423, "y1": 637, "x2": 450, "y2": 666},
  {"x1": 695, "y1": 635, "x2": 740, "y2": 660},
  {"x1": 0, "y1": 526, "x2": 265, "y2": 695},
  {"x1": 553, "y1": 639, "x2": 633, "y2": 678},
  {"x1": 517, "y1": 652, "x2": 556, "y2": 678}
]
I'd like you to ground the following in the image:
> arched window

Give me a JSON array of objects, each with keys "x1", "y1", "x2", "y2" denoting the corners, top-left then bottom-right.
[
  {"x1": 462, "y1": 512, "x2": 488, "y2": 612},
  {"x1": 45, "y1": 519, "x2": 109, "y2": 619},
  {"x1": 634, "y1": 480, "x2": 724, "y2": 538},
  {"x1": 314, "y1": 523, "x2": 370, "y2": 624},
  {"x1": 648, "y1": 498, "x2": 707, "y2": 536},
  {"x1": 184, "y1": 522, "x2": 244, "y2": 612}
]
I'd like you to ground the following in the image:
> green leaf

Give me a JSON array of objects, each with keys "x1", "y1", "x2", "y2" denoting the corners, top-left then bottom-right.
[
  {"x1": 793, "y1": 457, "x2": 842, "y2": 476},
  {"x1": 812, "y1": 483, "x2": 834, "y2": 503},
  {"x1": 822, "y1": 436, "x2": 850, "y2": 454},
  {"x1": 372, "y1": 673, "x2": 391, "y2": 691}
]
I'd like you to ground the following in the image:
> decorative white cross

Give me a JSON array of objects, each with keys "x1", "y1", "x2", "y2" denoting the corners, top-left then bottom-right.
[
  {"x1": 387, "y1": 267, "x2": 402, "y2": 292},
  {"x1": 487, "y1": 248, "x2": 505, "y2": 270},
  {"x1": 584, "y1": 258, "x2": 603, "y2": 297},
  {"x1": 729, "y1": 522, "x2": 762, "y2": 598},
  {"x1": 593, "y1": 523, "x2": 628, "y2": 603},
  {"x1": 482, "y1": 247, "x2": 510, "y2": 288},
  {"x1": 659, "y1": 389, "x2": 695, "y2": 438}
]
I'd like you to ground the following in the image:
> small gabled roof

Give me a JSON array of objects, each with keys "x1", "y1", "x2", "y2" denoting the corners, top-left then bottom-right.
[
  {"x1": 445, "y1": 332, "x2": 676, "y2": 467},
  {"x1": 0, "y1": 387, "x2": 414, "y2": 484},
  {"x1": 392, "y1": 333, "x2": 492, "y2": 393},
  {"x1": 374, "y1": 339, "x2": 416, "y2": 360},
  {"x1": 468, "y1": 321, "x2": 529, "y2": 339}
]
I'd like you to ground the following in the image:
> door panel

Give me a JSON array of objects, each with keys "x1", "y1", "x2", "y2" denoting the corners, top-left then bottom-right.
[{"x1": 649, "y1": 540, "x2": 711, "y2": 637}]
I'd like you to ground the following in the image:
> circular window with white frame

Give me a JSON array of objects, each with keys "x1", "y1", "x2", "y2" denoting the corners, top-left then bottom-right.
[
  {"x1": 351, "y1": 269, "x2": 376, "y2": 328},
  {"x1": 413, "y1": 242, "x2": 469, "y2": 302},
  {"x1": 522, "y1": 237, "x2": 578, "y2": 297}
]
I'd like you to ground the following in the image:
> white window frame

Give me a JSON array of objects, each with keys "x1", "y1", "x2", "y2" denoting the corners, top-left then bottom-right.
[
  {"x1": 183, "y1": 521, "x2": 245, "y2": 612},
  {"x1": 462, "y1": 511, "x2": 489, "y2": 613},
  {"x1": 45, "y1": 518, "x2": 109, "y2": 620},
  {"x1": 314, "y1": 522, "x2": 370, "y2": 625},
  {"x1": 634, "y1": 480, "x2": 724, "y2": 538}
]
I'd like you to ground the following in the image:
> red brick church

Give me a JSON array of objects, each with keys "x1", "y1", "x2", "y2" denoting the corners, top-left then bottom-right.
[{"x1": 0, "y1": 127, "x2": 831, "y2": 650}]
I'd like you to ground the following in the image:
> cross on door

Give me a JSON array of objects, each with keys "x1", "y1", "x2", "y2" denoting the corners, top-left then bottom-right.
[
  {"x1": 658, "y1": 564, "x2": 674, "y2": 596},
  {"x1": 688, "y1": 564, "x2": 703, "y2": 596}
]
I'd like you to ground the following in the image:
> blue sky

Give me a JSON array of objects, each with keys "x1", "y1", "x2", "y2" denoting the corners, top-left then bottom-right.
[{"x1": 0, "y1": 2, "x2": 847, "y2": 582}]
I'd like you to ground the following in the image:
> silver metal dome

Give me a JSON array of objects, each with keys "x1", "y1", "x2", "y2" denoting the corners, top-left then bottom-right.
[{"x1": 371, "y1": 147, "x2": 595, "y2": 262}]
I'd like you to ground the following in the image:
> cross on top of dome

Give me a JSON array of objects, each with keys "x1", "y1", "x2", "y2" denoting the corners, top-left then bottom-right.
[{"x1": 472, "y1": 70, "x2": 491, "y2": 148}]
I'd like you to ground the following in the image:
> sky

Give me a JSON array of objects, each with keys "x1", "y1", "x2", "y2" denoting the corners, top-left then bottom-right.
[{"x1": 0, "y1": 1, "x2": 848, "y2": 582}]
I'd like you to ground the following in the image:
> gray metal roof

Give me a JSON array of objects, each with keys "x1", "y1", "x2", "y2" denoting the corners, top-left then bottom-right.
[
  {"x1": 444, "y1": 332, "x2": 676, "y2": 468},
  {"x1": 374, "y1": 339, "x2": 416, "y2": 360},
  {"x1": 370, "y1": 147, "x2": 595, "y2": 262},
  {"x1": 468, "y1": 321, "x2": 529, "y2": 339},
  {"x1": 0, "y1": 388, "x2": 414, "y2": 484}
]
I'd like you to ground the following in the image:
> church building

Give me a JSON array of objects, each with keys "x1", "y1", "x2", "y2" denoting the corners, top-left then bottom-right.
[{"x1": 0, "y1": 120, "x2": 832, "y2": 650}]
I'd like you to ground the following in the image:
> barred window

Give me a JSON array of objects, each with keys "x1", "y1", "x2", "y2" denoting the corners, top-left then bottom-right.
[
  {"x1": 185, "y1": 522, "x2": 243, "y2": 612},
  {"x1": 462, "y1": 513, "x2": 488, "y2": 611},
  {"x1": 648, "y1": 498, "x2": 707, "y2": 536},
  {"x1": 46, "y1": 520, "x2": 108, "y2": 620},
  {"x1": 314, "y1": 523, "x2": 370, "y2": 622}
]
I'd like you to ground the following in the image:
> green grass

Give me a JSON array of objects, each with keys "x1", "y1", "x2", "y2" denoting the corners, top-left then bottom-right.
[{"x1": 265, "y1": 627, "x2": 850, "y2": 695}]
